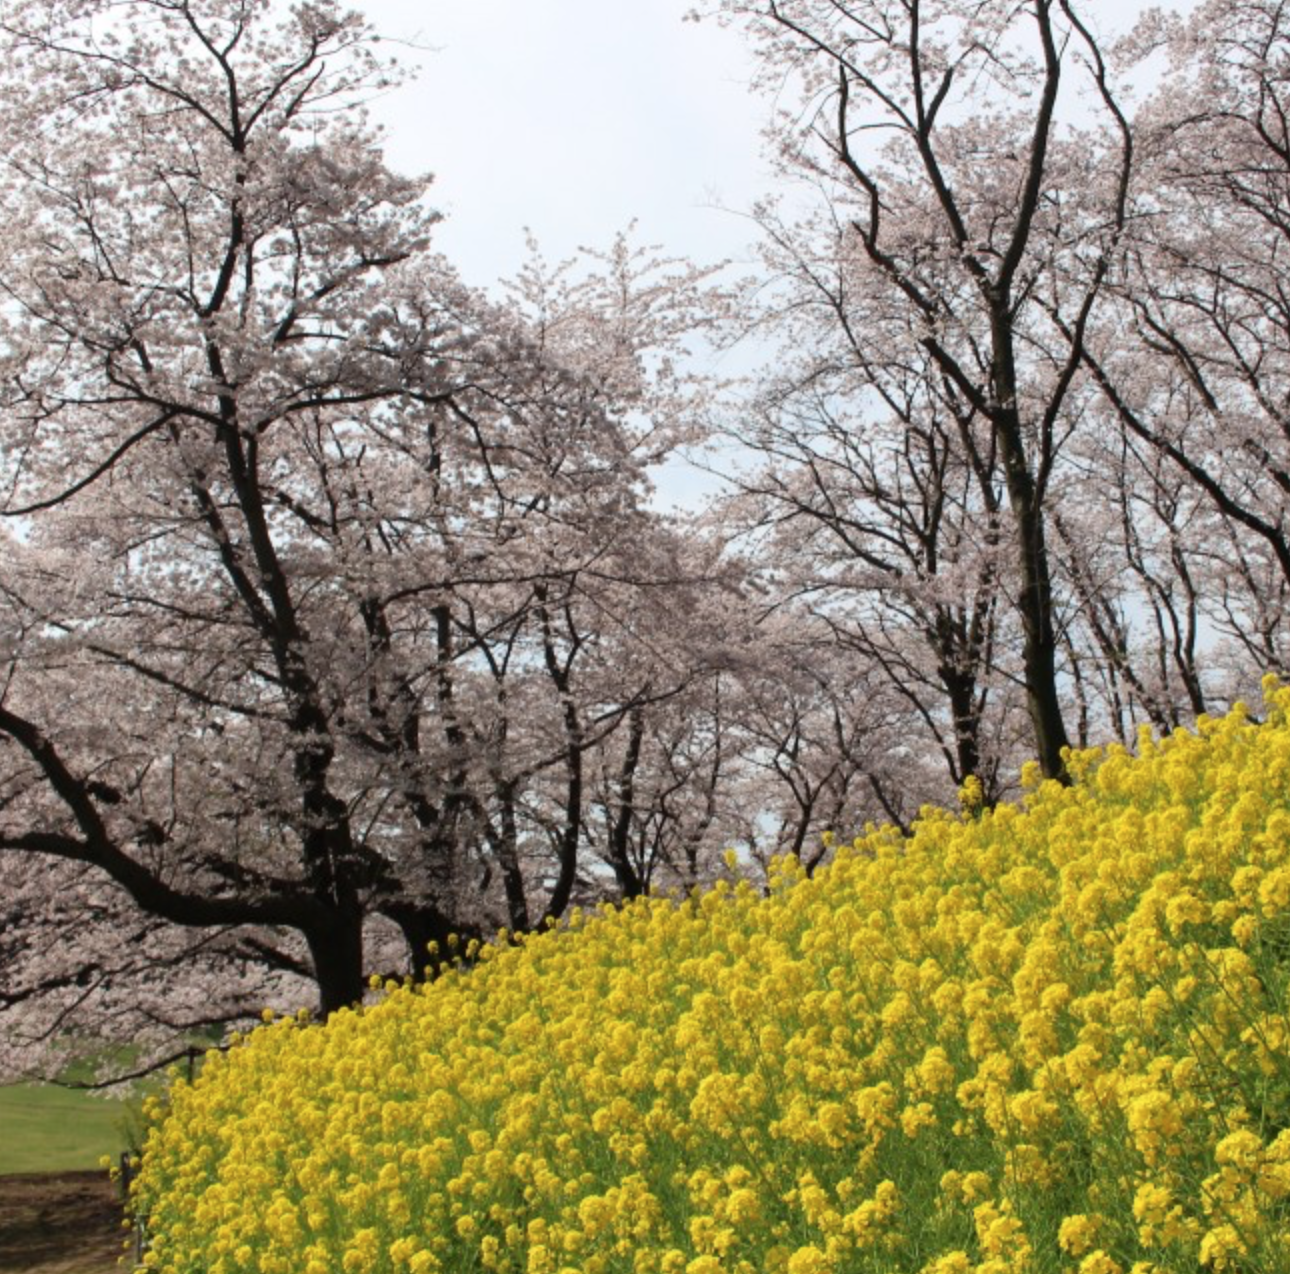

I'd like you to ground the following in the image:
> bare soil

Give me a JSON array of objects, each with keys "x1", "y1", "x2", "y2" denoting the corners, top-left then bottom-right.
[{"x1": 0, "y1": 1172, "x2": 126, "y2": 1274}]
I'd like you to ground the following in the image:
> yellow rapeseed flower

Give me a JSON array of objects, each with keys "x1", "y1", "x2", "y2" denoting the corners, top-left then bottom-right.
[{"x1": 130, "y1": 687, "x2": 1290, "y2": 1274}]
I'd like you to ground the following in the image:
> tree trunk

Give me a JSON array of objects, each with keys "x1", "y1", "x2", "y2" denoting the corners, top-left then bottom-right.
[
  {"x1": 940, "y1": 658, "x2": 983, "y2": 788},
  {"x1": 607, "y1": 704, "x2": 645, "y2": 899},
  {"x1": 305, "y1": 897, "x2": 366, "y2": 1016},
  {"x1": 492, "y1": 784, "x2": 532, "y2": 932},
  {"x1": 1002, "y1": 444, "x2": 1071, "y2": 780},
  {"x1": 991, "y1": 299, "x2": 1072, "y2": 780}
]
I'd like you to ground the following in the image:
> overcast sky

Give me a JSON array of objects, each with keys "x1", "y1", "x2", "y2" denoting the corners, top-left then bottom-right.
[{"x1": 355, "y1": 1, "x2": 767, "y2": 292}]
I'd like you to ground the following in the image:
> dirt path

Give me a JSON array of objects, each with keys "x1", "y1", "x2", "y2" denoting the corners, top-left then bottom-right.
[{"x1": 0, "y1": 1171, "x2": 126, "y2": 1274}]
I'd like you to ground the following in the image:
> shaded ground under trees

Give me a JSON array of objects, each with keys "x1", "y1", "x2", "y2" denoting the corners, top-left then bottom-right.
[{"x1": 0, "y1": 1171, "x2": 122, "y2": 1274}]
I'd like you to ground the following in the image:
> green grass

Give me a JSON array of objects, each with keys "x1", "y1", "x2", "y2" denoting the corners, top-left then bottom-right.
[
  {"x1": 0, "y1": 1084, "x2": 134, "y2": 1175},
  {"x1": 0, "y1": 1035, "x2": 216, "y2": 1176}
]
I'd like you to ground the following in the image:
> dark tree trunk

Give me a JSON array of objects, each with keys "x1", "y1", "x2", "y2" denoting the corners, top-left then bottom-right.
[
  {"x1": 607, "y1": 704, "x2": 645, "y2": 899},
  {"x1": 305, "y1": 896, "x2": 366, "y2": 1016},
  {"x1": 991, "y1": 332, "x2": 1071, "y2": 782},
  {"x1": 940, "y1": 658, "x2": 983, "y2": 787},
  {"x1": 1004, "y1": 455, "x2": 1071, "y2": 781},
  {"x1": 383, "y1": 901, "x2": 482, "y2": 982}
]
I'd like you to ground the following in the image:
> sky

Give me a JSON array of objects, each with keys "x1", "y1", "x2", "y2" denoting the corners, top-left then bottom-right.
[{"x1": 356, "y1": 1, "x2": 769, "y2": 293}]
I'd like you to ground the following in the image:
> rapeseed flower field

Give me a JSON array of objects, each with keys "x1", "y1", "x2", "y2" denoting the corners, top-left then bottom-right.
[{"x1": 129, "y1": 683, "x2": 1290, "y2": 1274}]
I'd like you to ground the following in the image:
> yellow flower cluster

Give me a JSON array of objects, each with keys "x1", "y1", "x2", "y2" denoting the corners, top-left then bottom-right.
[{"x1": 131, "y1": 681, "x2": 1290, "y2": 1274}]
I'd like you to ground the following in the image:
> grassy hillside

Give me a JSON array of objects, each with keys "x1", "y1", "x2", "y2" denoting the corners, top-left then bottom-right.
[
  {"x1": 0, "y1": 1085, "x2": 131, "y2": 1176},
  {"x1": 132, "y1": 686, "x2": 1290, "y2": 1274}
]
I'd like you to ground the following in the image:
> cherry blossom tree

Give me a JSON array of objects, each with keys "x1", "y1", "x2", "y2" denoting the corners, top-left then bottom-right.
[
  {"x1": 1083, "y1": 0, "x2": 1290, "y2": 691},
  {"x1": 20, "y1": 0, "x2": 1290, "y2": 1090},
  {"x1": 716, "y1": 298, "x2": 1018, "y2": 800},
  {"x1": 1050, "y1": 407, "x2": 1216, "y2": 743},
  {"x1": 720, "y1": 610, "x2": 931, "y2": 866},
  {"x1": 0, "y1": 0, "x2": 719, "y2": 1078},
  {"x1": 579, "y1": 577, "x2": 927, "y2": 890},
  {"x1": 704, "y1": 0, "x2": 1137, "y2": 779}
]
